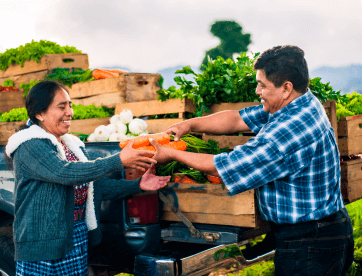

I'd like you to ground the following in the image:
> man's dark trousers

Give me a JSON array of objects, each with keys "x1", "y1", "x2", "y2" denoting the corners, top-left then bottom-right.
[{"x1": 271, "y1": 208, "x2": 354, "y2": 276}]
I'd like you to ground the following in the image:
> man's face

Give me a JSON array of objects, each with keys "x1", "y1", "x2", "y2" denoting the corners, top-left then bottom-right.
[{"x1": 255, "y1": 70, "x2": 285, "y2": 114}]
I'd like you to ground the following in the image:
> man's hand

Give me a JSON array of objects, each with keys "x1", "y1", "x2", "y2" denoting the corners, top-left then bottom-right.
[
  {"x1": 163, "y1": 120, "x2": 192, "y2": 141},
  {"x1": 149, "y1": 138, "x2": 175, "y2": 164},
  {"x1": 119, "y1": 139, "x2": 157, "y2": 171},
  {"x1": 139, "y1": 165, "x2": 170, "y2": 191}
]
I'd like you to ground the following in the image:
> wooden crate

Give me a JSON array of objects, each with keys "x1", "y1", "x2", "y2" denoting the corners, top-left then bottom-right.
[
  {"x1": 0, "y1": 121, "x2": 26, "y2": 145},
  {"x1": 125, "y1": 73, "x2": 161, "y2": 102},
  {"x1": 202, "y1": 100, "x2": 338, "y2": 149},
  {"x1": 68, "y1": 75, "x2": 126, "y2": 108},
  {"x1": 0, "y1": 90, "x2": 25, "y2": 113},
  {"x1": 340, "y1": 158, "x2": 362, "y2": 203},
  {"x1": 160, "y1": 182, "x2": 261, "y2": 228},
  {"x1": 69, "y1": 117, "x2": 110, "y2": 135},
  {"x1": 338, "y1": 115, "x2": 362, "y2": 156},
  {"x1": 0, "y1": 53, "x2": 89, "y2": 79},
  {"x1": 115, "y1": 98, "x2": 195, "y2": 133}
]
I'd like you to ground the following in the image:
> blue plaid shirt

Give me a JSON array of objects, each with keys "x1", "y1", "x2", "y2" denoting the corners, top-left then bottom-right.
[{"x1": 214, "y1": 91, "x2": 345, "y2": 224}]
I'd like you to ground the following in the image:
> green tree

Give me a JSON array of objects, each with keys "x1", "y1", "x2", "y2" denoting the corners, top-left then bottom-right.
[{"x1": 200, "y1": 20, "x2": 251, "y2": 71}]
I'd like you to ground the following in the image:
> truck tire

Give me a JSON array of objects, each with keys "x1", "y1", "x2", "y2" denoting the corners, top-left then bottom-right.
[{"x1": 0, "y1": 217, "x2": 15, "y2": 276}]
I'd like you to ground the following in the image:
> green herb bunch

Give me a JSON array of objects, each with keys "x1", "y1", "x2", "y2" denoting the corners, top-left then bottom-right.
[
  {"x1": 44, "y1": 68, "x2": 94, "y2": 87},
  {"x1": 157, "y1": 52, "x2": 260, "y2": 117},
  {"x1": 309, "y1": 77, "x2": 346, "y2": 103},
  {"x1": 335, "y1": 92, "x2": 362, "y2": 121},
  {"x1": 0, "y1": 40, "x2": 82, "y2": 71}
]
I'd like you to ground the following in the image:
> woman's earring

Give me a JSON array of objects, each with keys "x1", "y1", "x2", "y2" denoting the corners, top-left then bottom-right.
[{"x1": 40, "y1": 118, "x2": 44, "y2": 122}]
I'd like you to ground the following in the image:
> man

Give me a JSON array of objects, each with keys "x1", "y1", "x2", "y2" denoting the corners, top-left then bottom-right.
[{"x1": 150, "y1": 45, "x2": 354, "y2": 275}]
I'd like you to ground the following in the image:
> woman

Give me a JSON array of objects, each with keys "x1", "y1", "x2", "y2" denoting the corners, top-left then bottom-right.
[{"x1": 5, "y1": 81, "x2": 170, "y2": 276}]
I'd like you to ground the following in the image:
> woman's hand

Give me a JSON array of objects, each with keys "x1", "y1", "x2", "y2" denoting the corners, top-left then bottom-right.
[
  {"x1": 119, "y1": 139, "x2": 157, "y2": 171},
  {"x1": 140, "y1": 165, "x2": 170, "y2": 191}
]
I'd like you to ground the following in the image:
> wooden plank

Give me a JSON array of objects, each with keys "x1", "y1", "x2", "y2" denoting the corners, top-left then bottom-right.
[
  {"x1": 202, "y1": 134, "x2": 253, "y2": 149},
  {"x1": 125, "y1": 73, "x2": 161, "y2": 102},
  {"x1": 338, "y1": 136, "x2": 362, "y2": 156},
  {"x1": 0, "y1": 121, "x2": 26, "y2": 145},
  {"x1": 328, "y1": 100, "x2": 338, "y2": 140},
  {"x1": 338, "y1": 115, "x2": 362, "y2": 137},
  {"x1": 206, "y1": 102, "x2": 261, "y2": 114},
  {"x1": 115, "y1": 98, "x2": 195, "y2": 116},
  {"x1": 71, "y1": 92, "x2": 126, "y2": 108},
  {"x1": 0, "y1": 70, "x2": 49, "y2": 88},
  {"x1": 69, "y1": 117, "x2": 110, "y2": 134},
  {"x1": 67, "y1": 75, "x2": 126, "y2": 99},
  {"x1": 145, "y1": 118, "x2": 186, "y2": 134},
  {"x1": 341, "y1": 179, "x2": 362, "y2": 203},
  {"x1": 0, "y1": 91, "x2": 26, "y2": 113},
  {"x1": 160, "y1": 182, "x2": 258, "y2": 227}
]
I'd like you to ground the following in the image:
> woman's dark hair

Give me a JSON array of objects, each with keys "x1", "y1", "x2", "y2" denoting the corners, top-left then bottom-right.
[
  {"x1": 26, "y1": 80, "x2": 69, "y2": 126},
  {"x1": 253, "y1": 45, "x2": 309, "y2": 93}
]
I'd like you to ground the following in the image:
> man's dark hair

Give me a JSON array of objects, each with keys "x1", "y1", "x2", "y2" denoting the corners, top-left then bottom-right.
[
  {"x1": 253, "y1": 45, "x2": 309, "y2": 93},
  {"x1": 26, "y1": 80, "x2": 69, "y2": 125}
]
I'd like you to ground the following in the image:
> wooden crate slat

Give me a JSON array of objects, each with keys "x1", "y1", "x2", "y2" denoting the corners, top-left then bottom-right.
[
  {"x1": 0, "y1": 70, "x2": 49, "y2": 88},
  {"x1": 67, "y1": 75, "x2": 126, "y2": 99},
  {"x1": 69, "y1": 117, "x2": 110, "y2": 134},
  {"x1": 0, "y1": 121, "x2": 26, "y2": 145},
  {"x1": 71, "y1": 92, "x2": 126, "y2": 108},
  {"x1": 115, "y1": 98, "x2": 195, "y2": 117},
  {"x1": 206, "y1": 102, "x2": 261, "y2": 114},
  {"x1": 0, "y1": 91, "x2": 26, "y2": 113},
  {"x1": 0, "y1": 53, "x2": 89, "y2": 78},
  {"x1": 145, "y1": 118, "x2": 186, "y2": 134},
  {"x1": 125, "y1": 73, "x2": 161, "y2": 102},
  {"x1": 338, "y1": 115, "x2": 362, "y2": 137},
  {"x1": 341, "y1": 179, "x2": 362, "y2": 203},
  {"x1": 160, "y1": 182, "x2": 258, "y2": 227},
  {"x1": 338, "y1": 137, "x2": 362, "y2": 156},
  {"x1": 341, "y1": 158, "x2": 362, "y2": 182}
]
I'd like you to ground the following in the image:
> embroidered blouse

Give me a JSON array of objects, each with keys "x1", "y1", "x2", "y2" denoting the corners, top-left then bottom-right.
[{"x1": 61, "y1": 141, "x2": 89, "y2": 221}]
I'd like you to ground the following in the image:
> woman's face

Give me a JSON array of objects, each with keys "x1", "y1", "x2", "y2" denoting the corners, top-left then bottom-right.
[{"x1": 36, "y1": 88, "x2": 74, "y2": 141}]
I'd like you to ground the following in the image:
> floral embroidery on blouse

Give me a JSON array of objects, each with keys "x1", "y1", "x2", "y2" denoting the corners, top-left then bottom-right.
[{"x1": 61, "y1": 141, "x2": 89, "y2": 221}]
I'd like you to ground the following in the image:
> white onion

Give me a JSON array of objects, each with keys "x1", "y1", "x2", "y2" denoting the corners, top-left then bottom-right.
[
  {"x1": 110, "y1": 114, "x2": 122, "y2": 125},
  {"x1": 129, "y1": 118, "x2": 147, "y2": 135},
  {"x1": 108, "y1": 132, "x2": 128, "y2": 142},
  {"x1": 87, "y1": 133, "x2": 96, "y2": 142},
  {"x1": 94, "y1": 125, "x2": 111, "y2": 142},
  {"x1": 106, "y1": 124, "x2": 117, "y2": 134},
  {"x1": 114, "y1": 121, "x2": 127, "y2": 135},
  {"x1": 119, "y1": 109, "x2": 133, "y2": 124}
]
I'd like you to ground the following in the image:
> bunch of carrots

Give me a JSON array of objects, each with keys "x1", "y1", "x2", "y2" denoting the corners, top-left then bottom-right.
[
  {"x1": 92, "y1": 69, "x2": 126, "y2": 80},
  {"x1": 119, "y1": 133, "x2": 223, "y2": 185}
]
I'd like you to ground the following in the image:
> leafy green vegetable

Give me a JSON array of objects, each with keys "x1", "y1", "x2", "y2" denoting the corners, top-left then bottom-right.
[
  {"x1": 2, "y1": 79, "x2": 14, "y2": 87},
  {"x1": 20, "y1": 80, "x2": 42, "y2": 98},
  {"x1": 335, "y1": 92, "x2": 362, "y2": 121},
  {"x1": 72, "y1": 104, "x2": 114, "y2": 120},
  {"x1": 0, "y1": 107, "x2": 28, "y2": 122},
  {"x1": 0, "y1": 104, "x2": 114, "y2": 122},
  {"x1": 0, "y1": 40, "x2": 82, "y2": 71},
  {"x1": 44, "y1": 68, "x2": 94, "y2": 87},
  {"x1": 309, "y1": 77, "x2": 346, "y2": 103}
]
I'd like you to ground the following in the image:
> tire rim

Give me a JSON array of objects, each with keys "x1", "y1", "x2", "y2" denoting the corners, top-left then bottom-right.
[{"x1": 0, "y1": 269, "x2": 10, "y2": 276}]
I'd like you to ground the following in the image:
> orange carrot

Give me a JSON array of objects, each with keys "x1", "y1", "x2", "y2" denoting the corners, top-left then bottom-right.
[
  {"x1": 136, "y1": 145, "x2": 156, "y2": 157},
  {"x1": 92, "y1": 69, "x2": 121, "y2": 80},
  {"x1": 162, "y1": 140, "x2": 187, "y2": 151},
  {"x1": 206, "y1": 174, "x2": 222, "y2": 184},
  {"x1": 174, "y1": 175, "x2": 197, "y2": 183},
  {"x1": 119, "y1": 133, "x2": 171, "y2": 149}
]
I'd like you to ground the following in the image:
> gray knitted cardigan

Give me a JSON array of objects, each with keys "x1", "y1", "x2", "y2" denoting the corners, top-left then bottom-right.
[{"x1": 5, "y1": 125, "x2": 141, "y2": 262}]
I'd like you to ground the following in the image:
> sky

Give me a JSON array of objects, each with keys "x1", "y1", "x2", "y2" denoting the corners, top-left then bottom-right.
[{"x1": 1, "y1": 0, "x2": 362, "y2": 73}]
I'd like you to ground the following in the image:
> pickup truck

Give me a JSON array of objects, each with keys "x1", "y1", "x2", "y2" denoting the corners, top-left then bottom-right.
[{"x1": 0, "y1": 142, "x2": 274, "y2": 276}]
